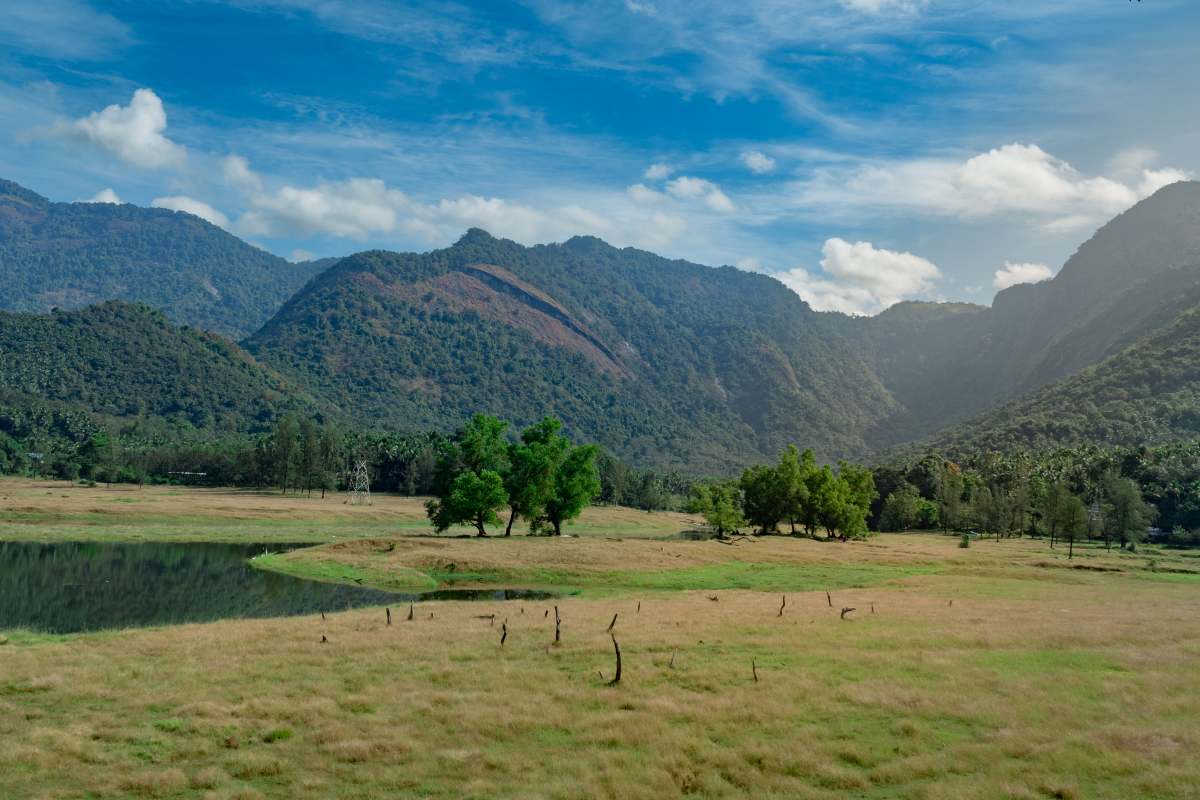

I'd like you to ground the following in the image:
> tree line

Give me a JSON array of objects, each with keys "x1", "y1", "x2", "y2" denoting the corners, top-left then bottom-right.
[{"x1": 690, "y1": 445, "x2": 877, "y2": 540}]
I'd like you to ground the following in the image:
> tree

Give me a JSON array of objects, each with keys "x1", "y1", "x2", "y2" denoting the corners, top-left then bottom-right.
[
  {"x1": 426, "y1": 469, "x2": 508, "y2": 536},
  {"x1": 1104, "y1": 476, "x2": 1154, "y2": 550},
  {"x1": 692, "y1": 482, "x2": 746, "y2": 538},
  {"x1": 740, "y1": 463, "x2": 785, "y2": 534},
  {"x1": 1058, "y1": 494, "x2": 1089, "y2": 559},
  {"x1": 297, "y1": 417, "x2": 319, "y2": 496},
  {"x1": 458, "y1": 413, "x2": 510, "y2": 474},
  {"x1": 880, "y1": 482, "x2": 921, "y2": 531},
  {"x1": 316, "y1": 423, "x2": 341, "y2": 498},
  {"x1": 271, "y1": 414, "x2": 299, "y2": 493},
  {"x1": 776, "y1": 446, "x2": 816, "y2": 534},
  {"x1": 1040, "y1": 482, "x2": 1071, "y2": 548},
  {"x1": 503, "y1": 417, "x2": 567, "y2": 536},
  {"x1": 536, "y1": 444, "x2": 600, "y2": 536},
  {"x1": 935, "y1": 463, "x2": 965, "y2": 532},
  {"x1": 802, "y1": 465, "x2": 836, "y2": 537}
]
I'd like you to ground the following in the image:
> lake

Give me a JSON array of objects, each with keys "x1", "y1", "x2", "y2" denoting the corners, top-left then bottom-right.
[{"x1": 0, "y1": 541, "x2": 552, "y2": 634}]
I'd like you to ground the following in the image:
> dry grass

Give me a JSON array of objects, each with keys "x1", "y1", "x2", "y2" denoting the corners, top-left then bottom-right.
[
  {"x1": 0, "y1": 477, "x2": 702, "y2": 542},
  {"x1": 3, "y1": 478, "x2": 1200, "y2": 798}
]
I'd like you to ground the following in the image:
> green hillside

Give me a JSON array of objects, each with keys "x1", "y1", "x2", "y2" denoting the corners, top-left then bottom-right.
[
  {"x1": 919, "y1": 298, "x2": 1200, "y2": 454},
  {"x1": 0, "y1": 180, "x2": 326, "y2": 338},
  {"x1": 0, "y1": 302, "x2": 316, "y2": 433},
  {"x1": 246, "y1": 231, "x2": 897, "y2": 471}
]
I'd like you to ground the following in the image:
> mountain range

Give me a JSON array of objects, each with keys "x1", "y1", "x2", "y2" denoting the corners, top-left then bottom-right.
[{"x1": 2, "y1": 176, "x2": 1198, "y2": 471}]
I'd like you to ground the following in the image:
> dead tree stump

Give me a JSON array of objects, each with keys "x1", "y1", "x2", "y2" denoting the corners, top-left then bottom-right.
[
  {"x1": 607, "y1": 634, "x2": 622, "y2": 686},
  {"x1": 840, "y1": 607, "x2": 856, "y2": 619}
]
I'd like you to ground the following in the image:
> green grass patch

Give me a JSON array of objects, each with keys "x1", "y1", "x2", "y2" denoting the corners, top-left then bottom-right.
[
  {"x1": 603, "y1": 562, "x2": 938, "y2": 593},
  {"x1": 977, "y1": 648, "x2": 1126, "y2": 674},
  {"x1": 251, "y1": 552, "x2": 438, "y2": 591}
]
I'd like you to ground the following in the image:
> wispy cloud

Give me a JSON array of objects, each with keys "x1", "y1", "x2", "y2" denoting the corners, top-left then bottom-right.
[{"x1": 0, "y1": 0, "x2": 131, "y2": 60}]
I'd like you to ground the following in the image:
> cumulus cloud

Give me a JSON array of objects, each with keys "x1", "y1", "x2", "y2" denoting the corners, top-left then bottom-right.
[
  {"x1": 87, "y1": 188, "x2": 121, "y2": 204},
  {"x1": 665, "y1": 175, "x2": 735, "y2": 212},
  {"x1": 626, "y1": 183, "x2": 665, "y2": 204},
  {"x1": 800, "y1": 143, "x2": 1191, "y2": 232},
  {"x1": 68, "y1": 89, "x2": 186, "y2": 169},
  {"x1": 221, "y1": 154, "x2": 263, "y2": 193},
  {"x1": 643, "y1": 163, "x2": 673, "y2": 180},
  {"x1": 777, "y1": 238, "x2": 941, "y2": 315},
  {"x1": 993, "y1": 261, "x2": 1053, "y2": 291},
  {"x1": 151, "y1": 195, "x2": 230, "y2": 229},
  {"x1": 740, "y1": 150, "x2": 776, "y2": 174}
]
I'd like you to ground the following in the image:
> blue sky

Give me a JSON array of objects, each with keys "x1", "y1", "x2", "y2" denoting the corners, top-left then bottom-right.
[{"x1": 2, "y1": 0, "x2": 1197, "y2": 313}]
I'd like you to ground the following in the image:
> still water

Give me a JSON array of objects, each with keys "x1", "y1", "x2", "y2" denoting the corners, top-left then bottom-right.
[{"x1": 0, "y1": 541, "x2": 552, "y2": 634}]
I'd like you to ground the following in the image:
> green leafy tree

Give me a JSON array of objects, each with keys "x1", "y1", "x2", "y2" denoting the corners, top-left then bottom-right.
[
  {"x1": 504, "y1": 417, "x2": 568, "y2": 536},
  {"x1": 297, "y1": 417, "x2": 319, "y2": 496},
  {"x1": 458, "y1": 413, "x2": 510, "y2": 474},
  {"x1": 692, "y1": 482, "x2": 746, "y2": 538},
  {"x1": 1058, "y1": 494, "x2": 1089, "y2": 559},
  {"x1": 1040, "y1": 482, "x2": 1071, "y2": 548},
  {"x1": 776, "y1": 446, "x2": 816, "y2": 534},
  {"x1": 935, "y1": 464, "x2": 966, "y2": 532},
  {"x1": 1104, "y1": 476, "x2": 1155, "y2": 550},
  {"x1": 271, "y1": 414, "x2": 299, "y2": 493},
  {"x1": 427, "y1": 470, "x2": 508, "y2": 536},
  {"x1": 740, "y1": 463, "x2": 785, "y2": 534},
  {"x1": 880, "y1": 482, "x2": 921, "y2": 531},
  {"x1": 536, "y1": 444, "x2": 600, "y2": 536}
]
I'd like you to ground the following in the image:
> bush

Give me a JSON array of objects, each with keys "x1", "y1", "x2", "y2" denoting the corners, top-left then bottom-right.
[{"x1": 959, "y1": 533, "x2": 971, "y2": 549}]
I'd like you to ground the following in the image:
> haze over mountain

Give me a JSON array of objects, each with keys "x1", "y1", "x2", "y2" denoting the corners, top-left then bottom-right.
[
  {"x1": 0, "y1": 180, "x2": 326, "y2": 338},
  {"x1": 3, "y1": 176, "x2": 1200, "y2": 470}
]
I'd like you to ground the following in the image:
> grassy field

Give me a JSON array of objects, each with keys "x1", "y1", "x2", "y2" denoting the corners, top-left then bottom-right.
[{"x1": 3, "y1": 478, "x2": 1200, "y2": 799}]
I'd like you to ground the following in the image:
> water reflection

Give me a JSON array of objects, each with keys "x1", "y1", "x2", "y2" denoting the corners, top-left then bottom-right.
[{"x1": 0, "y1": 541, "x2": 554, "y2": 634}]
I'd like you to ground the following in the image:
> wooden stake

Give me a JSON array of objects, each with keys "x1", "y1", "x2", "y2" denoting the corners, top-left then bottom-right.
[
  {"x1": 778, "y1": 595, "x2": 786, "y2": 617},
  {"x1": 607, "y1": 634, "x2": 622, "y2": 686},
  {"x1": 320, "y1": 634, "x2": 328, "y2": 644},
  {"x1": 826, "y1": 591, "x2": 832, "y2": 608},
  {"x1": 752, "y1": 659, "x2": 759, "y2": 682},
  {"x1": 407, "y1": 603, "x2": 414, "y2": 621},
  {"x1": 606, "y1": 613, "x2": 618, "y2": 633},
  {"x1": 554, "y1": 606, "x2": 561, "y2": 645},
  {"x1": 669, "y1": 650, "x2": 676, "y2": 669},
  {"x1": 500, "y1": 619, "x2": 508, "y2": 647},
  {"x1": 386, "y1": 607, "x2": 391, "y2": 626}
]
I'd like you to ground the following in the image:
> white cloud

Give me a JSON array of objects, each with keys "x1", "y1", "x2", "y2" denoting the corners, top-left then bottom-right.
[
  {"x1": 993, "y1": 261, "x2": 1053, "y2": 290},
  {"x1": 799, "y1": 143, "x2": 1192, "y2": 232},
  {"x1": 87, "y1": 188, "x2": 121, "y2": 204},
  {"x1": 151, "y1": 195, "x2": 230, "y2": 229},
  {"x1": 626, "y1": 183, "x2": 665, "y2": 204},
  {"x1": 289, "y1": 248, "x2": 315, "y2": 263},
  {"x1": 644, "y1": 163, "x2": 673, "y2": 180},
  {"x1": 221, "y1": 154, "x2": 263, "y2": 193},
  {"x1": 665, "y1": 175, "x2": 735, "y2": 213},
  {"x1": 778, "y1": 238, "x2": 941, "y2": 315},
  {"x1": 740, "y1": 150, "x2": 776, "y2": 174},
  {"x1": 68, "y1": 89, "x2": 186, "y2": 169}
]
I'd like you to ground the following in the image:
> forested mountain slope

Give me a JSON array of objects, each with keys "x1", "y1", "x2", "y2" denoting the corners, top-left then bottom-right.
[
  {"x1": 0, "y1": 180, "x2": 325, "y2": 337},
  {"x1": 860, "y1": 181, "x2": 1200, "y2": 448},
  {"x1": 0, "y1": 302, "x2": 316, "y2": 433},
  {"x1": 915, "y1": 294, "x2": 1200, "y2": 455},
  {"x1": 246, "y1": 230, "x2": 897, "y2": 471}
]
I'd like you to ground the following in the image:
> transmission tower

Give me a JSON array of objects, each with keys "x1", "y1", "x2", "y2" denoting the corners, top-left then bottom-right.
[{"x1": 349, "y1": 460, "x2": 371, "y2": 506}]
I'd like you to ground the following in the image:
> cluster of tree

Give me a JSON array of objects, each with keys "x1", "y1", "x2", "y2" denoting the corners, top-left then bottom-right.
[
  {"x1": 425, "y1": 414, "x2": 600, "y2": 536},
  {"x1": 873, "y1": 451, "x2": 1159, "y2": 553},
  {"x1": 690, "y1": 445, "x2": 877, "y2": 540}
]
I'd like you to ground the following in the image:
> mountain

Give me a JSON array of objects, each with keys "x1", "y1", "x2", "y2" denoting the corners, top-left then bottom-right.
[
  {"x1": 915, "y1": 294, "x2": 1200, "y2": 455},
  {"x1": 0, "y1": 180, "x2": 326, "y2": 338},
  {"x1": 861, "y1": 181, "x2": 1200, "y2": 448},
  {"x1": 245, "y1": 231, "x2": 897, "y2": 471},
  {"x1": 0, "y1": 302, "x2": 316, "y2": 433}
]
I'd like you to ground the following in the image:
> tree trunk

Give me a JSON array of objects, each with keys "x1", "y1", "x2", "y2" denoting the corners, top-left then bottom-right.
[
  {"x1": 475, "y1": 516, "x2": 488, "y2": 537},
  {"x1": 505, "y1": 507, "x2": 517, "y2": 537}
]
